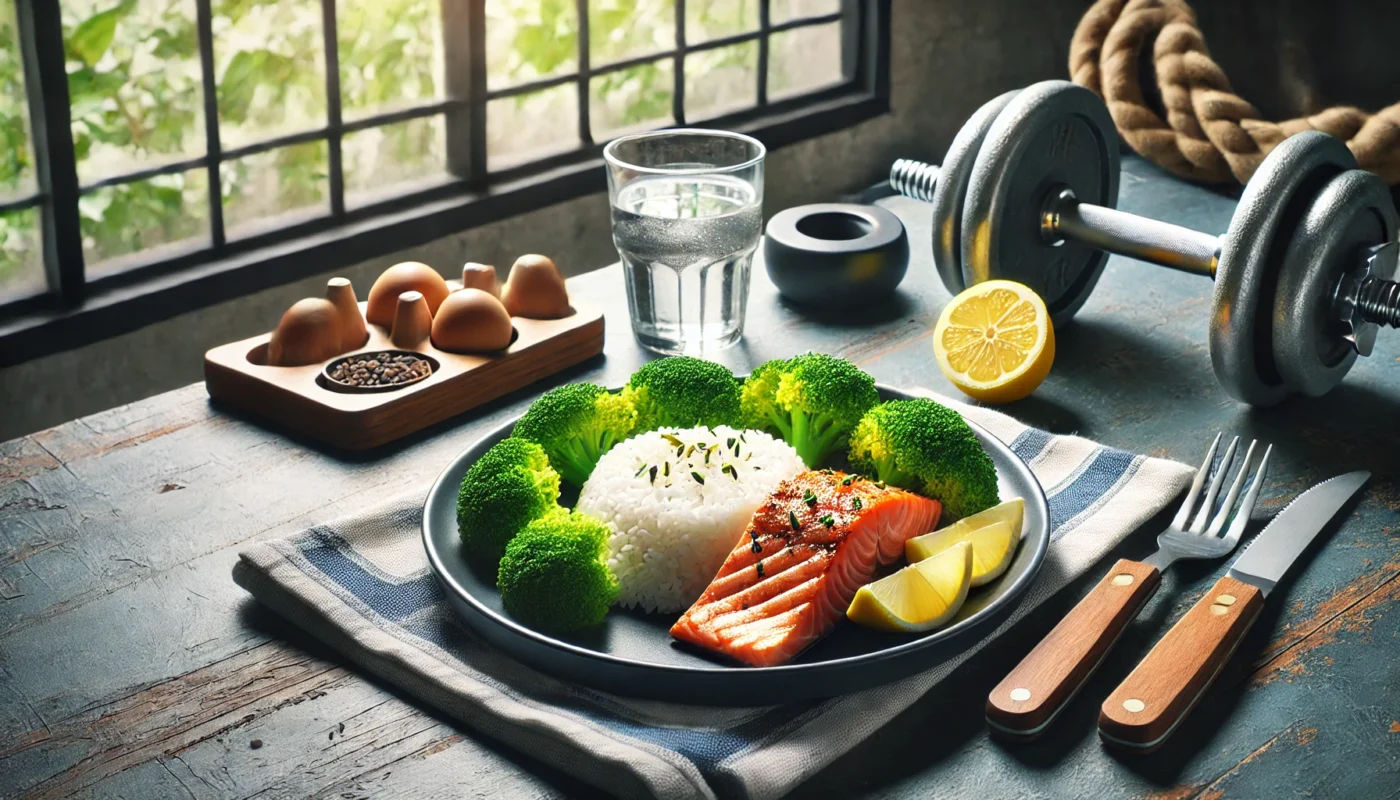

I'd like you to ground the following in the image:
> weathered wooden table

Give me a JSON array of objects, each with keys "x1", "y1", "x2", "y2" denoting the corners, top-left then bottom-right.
[{"x1": 2, "y1": 159, "x2": 1397, "y2": 799}]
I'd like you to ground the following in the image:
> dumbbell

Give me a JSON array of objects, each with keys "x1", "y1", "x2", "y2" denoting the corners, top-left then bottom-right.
[{"x1": 889, "y1": 80, "x2": 1400, "y2": 405}]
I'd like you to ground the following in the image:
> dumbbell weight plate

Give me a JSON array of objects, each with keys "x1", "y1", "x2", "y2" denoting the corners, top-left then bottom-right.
[
  {"x1": 1272, "y1": 169, "x2": 1398, "y2": 397},
  {"x1": 961, "y1": 81, "x2": 1120, "y2": 326},
  {"x1": 1211, "y1": 131, "x2": 1357, "y2": 406},
  {"x1": 929, "y1": 89, "x2": 1020, "y2": 296}
]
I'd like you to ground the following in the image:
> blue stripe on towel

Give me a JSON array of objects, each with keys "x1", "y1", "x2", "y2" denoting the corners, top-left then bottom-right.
[
  {"x1": 597, "y1": 704, "x2": 816, "y2": 771},
  {"x1": 1046, "y1": 447, "x2": 1137, "y2": 535},
  {"x1": 1008, "y1": 428, "x2": 1053, "y2": 464},
  {"x1": 301, "y1": 531, "x2": 442, "y2": 620},
  {"x1": 1007, "y1": 429, "x2": 1138, "y2": 537}
]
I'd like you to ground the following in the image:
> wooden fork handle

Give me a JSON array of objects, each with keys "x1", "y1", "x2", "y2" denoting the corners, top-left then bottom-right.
[
  {"x1": 1098, "y1": 575, "x2": 1264, "y2": 753},
  {"x1": 986, "y1": 559, "x2": 1161, "y2": 741}
]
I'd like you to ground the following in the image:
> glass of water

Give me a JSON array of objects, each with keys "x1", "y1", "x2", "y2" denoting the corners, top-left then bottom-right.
[{"x1": 604, "y1": 129, "x2": 765, "y2": 355}]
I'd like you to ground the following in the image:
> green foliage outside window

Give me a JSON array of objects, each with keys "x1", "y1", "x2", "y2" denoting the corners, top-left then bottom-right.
[
  {"x1": 1, "y1": 0, "x2": 38, "y2": 291},
  {"x1": 0, "y1": 0, "x2": 830, "y2": 293}
]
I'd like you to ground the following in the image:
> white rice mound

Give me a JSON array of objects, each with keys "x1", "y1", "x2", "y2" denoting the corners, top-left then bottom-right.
[{"x1": 577, "y1": 425, "x2": 805, "y2": 613}]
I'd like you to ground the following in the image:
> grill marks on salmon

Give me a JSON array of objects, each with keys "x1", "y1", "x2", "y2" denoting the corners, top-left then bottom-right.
[{"x1": 670, "y1": 470, "x2": 941, "y2": 666}]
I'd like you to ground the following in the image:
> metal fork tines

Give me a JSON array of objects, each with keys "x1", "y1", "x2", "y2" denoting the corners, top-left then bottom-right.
[{"x1": 1145, "y1": 433, "x2": 1273, "y2": 570}]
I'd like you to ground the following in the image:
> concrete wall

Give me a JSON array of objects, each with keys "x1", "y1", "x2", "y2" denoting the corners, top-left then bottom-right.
[{"x1": 4, "y1": 0, "x2": 1395, "y2": 440}]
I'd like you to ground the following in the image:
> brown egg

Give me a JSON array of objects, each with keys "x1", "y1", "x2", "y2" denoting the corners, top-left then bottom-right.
[
  {"x1": 268, "y1": 298, "x2": 344, "y2": 367},
  {"x1": 432, "y1": 288, "x2": 514, "y2": 353},
  {"x1": 501, "y1": 254, "x2": 571, "y2": 319},
  {"x1": 324, "y1": 277, "x2": 368, "y2": 351},
  {"x1": 460, "y1": 262, "x2": 500, "y2": 298},
  {"x1": 389, "y1": 291, "x2": 434, "y2": 349},
  {"x1": 366, "y1": 262, "x2": 450, "y2": 327}
]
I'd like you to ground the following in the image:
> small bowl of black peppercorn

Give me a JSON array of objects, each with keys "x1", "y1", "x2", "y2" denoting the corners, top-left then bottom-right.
[{"x1": 321, "y1": 350, "x2": 438, "y2": 393}]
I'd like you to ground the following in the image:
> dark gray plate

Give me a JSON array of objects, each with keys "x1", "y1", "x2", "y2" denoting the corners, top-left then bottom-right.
[{"x1": 422, "y1": 385, "x2": 1049, "y2": 704}]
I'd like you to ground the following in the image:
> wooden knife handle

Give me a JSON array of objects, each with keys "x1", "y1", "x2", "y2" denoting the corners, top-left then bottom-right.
[
  {"x1": 1098, "y1": 575, "x2": 1264, "y2": 753},
  {"x1": 986, "y1": 559, "x2": 1161, "y2": 740}
]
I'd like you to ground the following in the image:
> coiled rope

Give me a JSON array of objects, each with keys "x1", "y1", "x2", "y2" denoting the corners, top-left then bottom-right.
[{"x1": 1069, "y1": 0, "x2": 1400, "y2": 185}]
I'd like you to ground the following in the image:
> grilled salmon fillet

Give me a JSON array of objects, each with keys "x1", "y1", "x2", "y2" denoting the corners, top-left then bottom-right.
[{"x1": 670, "y1": 470, "x2": 941, "y2": 667}]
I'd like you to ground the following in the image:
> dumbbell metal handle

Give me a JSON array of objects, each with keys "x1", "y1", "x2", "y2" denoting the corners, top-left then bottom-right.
[
  {"x1": 1044, "y1": 189, "x2": 1220, "y2": 278},
  {"x1": 890, "y1": 161, "x2": 1221, "y2": 277},
  {"x1": 1036, "y1": 190, "x2": 1400, "y2": 332}
]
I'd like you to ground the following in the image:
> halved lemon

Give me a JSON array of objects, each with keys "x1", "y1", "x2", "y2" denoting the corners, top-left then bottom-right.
[
  {"x1": 906, "y1": 518, "x2": 1018, "y2": 587},
  {"x1": 934, "y1": 280, "x2": 1054, "y2": 404},
  {"x1": 847, "y1": 542, "x2": 974, "y2": 633}
]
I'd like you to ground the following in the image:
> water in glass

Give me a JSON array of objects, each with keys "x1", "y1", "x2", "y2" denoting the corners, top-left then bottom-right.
[{"x1": 611, "y1": 174, "x2": 761, "y2": 354}]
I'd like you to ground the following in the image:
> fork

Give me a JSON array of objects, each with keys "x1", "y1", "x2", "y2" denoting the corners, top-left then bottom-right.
[{"x1": 984, "y1": 433, "x2": 1272, "y2": 741}]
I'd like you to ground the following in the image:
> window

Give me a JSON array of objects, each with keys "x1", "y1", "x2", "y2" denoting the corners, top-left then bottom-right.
[{"x1": 0, "y1": 0, "x2": 889, "y2": 362}]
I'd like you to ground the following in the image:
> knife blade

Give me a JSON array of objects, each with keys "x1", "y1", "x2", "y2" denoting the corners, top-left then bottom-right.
[
  {"x1": 1098, "y1": 470, "x2": 1370, "y2": 753},
  {"x1": 1227, "y1": 470, "x2": 1370, "y2": 594}
]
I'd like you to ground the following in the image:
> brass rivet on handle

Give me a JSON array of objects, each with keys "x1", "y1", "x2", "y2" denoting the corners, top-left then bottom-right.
[
  {"x1": 1210, "y1": 594, "x2": 1237, "y2": 616},
  {"x1": 1123, "y1": 698, "x2": 1146, "y2": 713},
  {"x1": 1112, "y1": 574, "x2": 1135, "y2": 586},
  {"x1": 1010, "y1": 688, "x2": 1031, "y2": 702}
]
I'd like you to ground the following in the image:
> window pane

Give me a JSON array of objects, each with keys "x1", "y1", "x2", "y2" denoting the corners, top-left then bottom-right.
[
  {"x1": 685, "y1": 0, "x2": 757, "y2": 43},
  {"x1": 589, "y1": 60, "x2": 672, "y2": 142},
  {"x1": 770, "y1": 0, "x2": 839, "y2": 25},
  {"x1": 343, "y1": 116, "x2": 447, "y2": 208},
  {"x1": 0, "y1": 207, "x2": 44, "y2": 301},
  {"x1": 0, "y1": 0, "x2": 34, "y2": 199},
  {"x1": 214, "y1": 0, "x2": 327, "y2": 149},
  {"x1": 685, "y1": 41, "x2": 756, "y2": 121},
  {"x1": 221, "y1": 141, "x2": 328, "y2": 236},
  {"x1": 61, "y1": 0, "x2": 205, "y2": 184},
  {"x1": 589, "y1": 0, "x2": 673, "y2": 65},
  {"x1": 768, "y1": 22, "x2": 843, "y2": 99},
  {"x1": 487, "y1": 0, "x2": 577, "y2": 91},
  {"x1": 80, "y1": 169, "x2": 209, "y2": 271},
  {"x1": 487, "y1": 84, "x2": 578, "y2": 171},
  {"x1": 339, "y1": 0, "x2": 444, "y2": 121}
]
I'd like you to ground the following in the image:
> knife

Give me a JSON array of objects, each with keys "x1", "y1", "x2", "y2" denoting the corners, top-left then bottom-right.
[{"x1": 1097, "y1": 471, "x2": 1370, "y2": 753}]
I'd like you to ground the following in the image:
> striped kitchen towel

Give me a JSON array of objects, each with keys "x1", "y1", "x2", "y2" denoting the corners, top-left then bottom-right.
[{"x1": 232, "y1": 391, "x2": 1194, "y2": 800}]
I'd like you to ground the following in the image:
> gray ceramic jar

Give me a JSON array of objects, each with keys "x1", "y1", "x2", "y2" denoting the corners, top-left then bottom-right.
[{"x1": 763, "y1": 203, "x2": 909, "y2": 307}]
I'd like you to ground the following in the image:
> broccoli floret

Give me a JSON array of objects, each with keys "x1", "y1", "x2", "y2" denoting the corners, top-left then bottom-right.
[
  {"x1": 497, "y1": 510, "x2": 619, "y2": 633},
  {"x1": 847, "y1": 399, "x2": 1000, "y2": 520},
  {"x1": 623, "y1": 356, "x2": 741, "y2": 433},
  {"x1": 739, "y1": 352, "x2": 880, "y2": 468},
  {"x1": 739, "y1": 356, "x2": 788, "y2": 434},
  {"x1": 512, "y1": 383, "x2": 637, "y2": 486},
  {"x1": 457, "y1": 438, "x2": 562, "y2": 567}
]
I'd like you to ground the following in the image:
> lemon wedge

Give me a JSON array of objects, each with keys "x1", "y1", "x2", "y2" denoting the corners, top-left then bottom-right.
[
  {"x1": 847, "y1": 542, "x2": 974, "y2": 633},
  {"x1": 907, "y1": 498, "x2": 1024, "y2": 559},
  {"x1": 907, "y1": 517, "x2": 1018, "y2": 587},
  {"x1": 934, "y1": 280, "x2": 1054, "y2": 404}
]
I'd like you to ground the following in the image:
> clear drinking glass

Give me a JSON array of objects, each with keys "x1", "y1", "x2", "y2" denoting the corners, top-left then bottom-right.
[{"x1": 604, "y1": 129, "x2": 765, "y2": 355}]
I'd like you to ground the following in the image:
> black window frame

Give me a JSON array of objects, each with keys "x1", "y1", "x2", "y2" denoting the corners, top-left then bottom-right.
[{"x1": 0, "y1": 0, "x2": 890, "y2": 366}]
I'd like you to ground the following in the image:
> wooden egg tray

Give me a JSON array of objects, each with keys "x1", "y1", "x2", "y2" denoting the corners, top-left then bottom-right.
[{"x1": 204, "y1": 301, "x2": 604, "y2": 450}]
